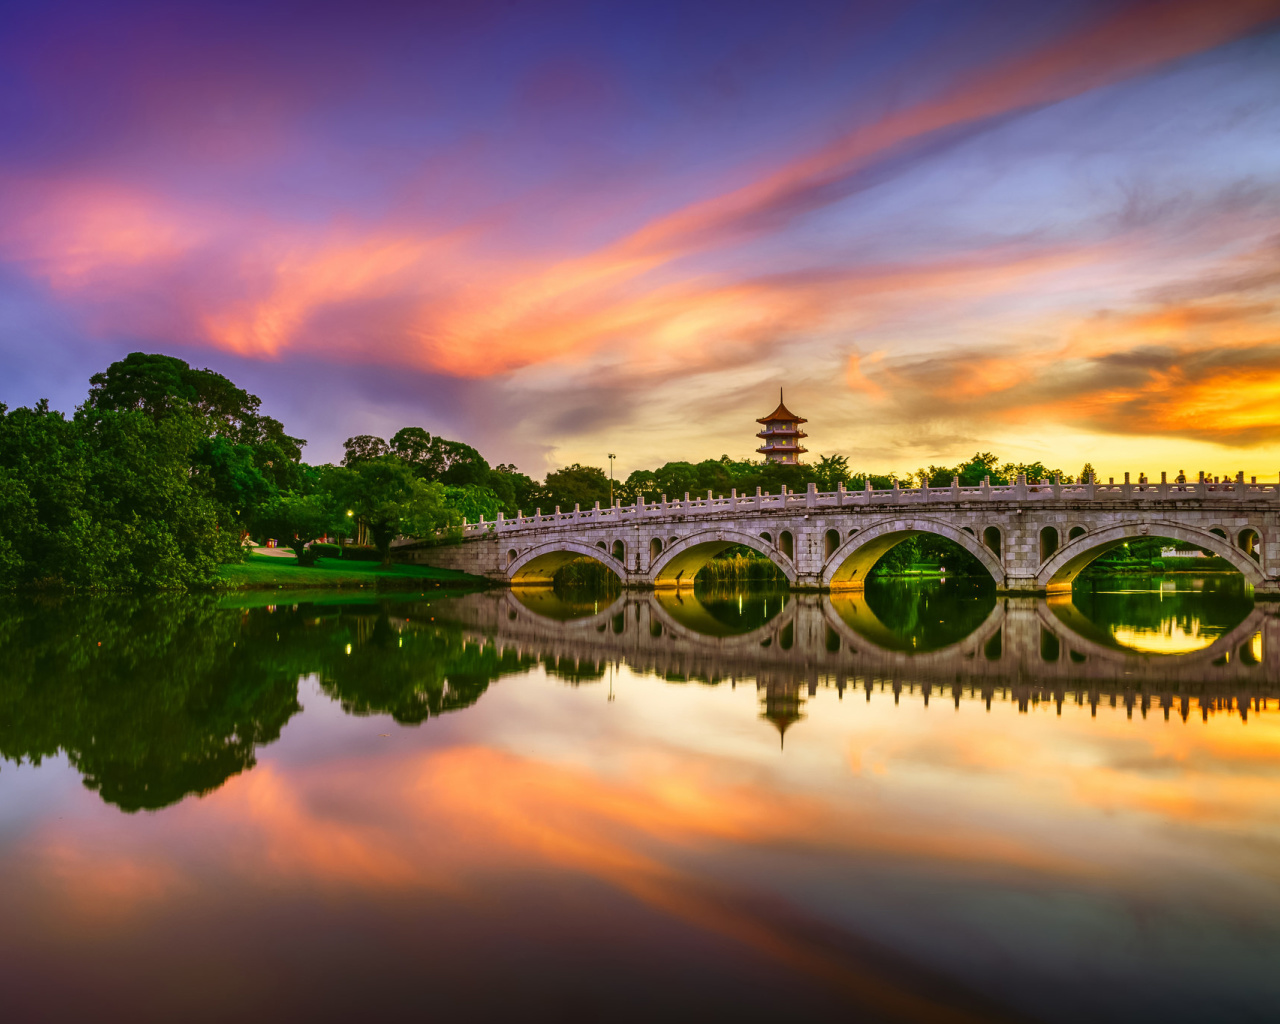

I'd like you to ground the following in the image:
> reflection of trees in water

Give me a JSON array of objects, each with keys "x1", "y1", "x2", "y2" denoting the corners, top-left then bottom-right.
[
  {"x1": 1068, "y1": 575, "x2": 1253, "y2": 652},
  {"x1": 859, "y1": 578, "x2": 996, "y2": 652},
  {"x1": 317, "y1": 611, "x2": 532, "y2": 723},
  {"x1": 0, "y1": 597, "x2": 528, "y2": 811},
  {"x1": 0, "y1": 597, "x2": 302, "y2": 812},
  {"x1": 690, "y1": 583, "x2": 791, "y2": 634},
  {"x1": 658, "y1": 585, "x2": 790, "y2": 638}
]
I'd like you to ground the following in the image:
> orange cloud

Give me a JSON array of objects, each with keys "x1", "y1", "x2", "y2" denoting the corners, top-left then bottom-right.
[{"x1": 3, "y1": 2, "x2": 1276, "y2": 384}]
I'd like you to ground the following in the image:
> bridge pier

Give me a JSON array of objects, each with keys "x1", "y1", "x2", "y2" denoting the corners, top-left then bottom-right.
[{"x1": 997, "y1": 577, "x2": 1049, "y2": 596}]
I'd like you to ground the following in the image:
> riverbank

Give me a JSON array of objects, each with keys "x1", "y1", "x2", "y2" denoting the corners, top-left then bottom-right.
[{"x1": 216, "y1": 553, "x2": 487, "y2": 590}]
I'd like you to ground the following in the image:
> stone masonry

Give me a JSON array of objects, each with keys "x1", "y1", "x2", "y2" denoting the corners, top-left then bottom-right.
[{"x1": 396, "y1": 474, "x2": 1280, "y2": 595}]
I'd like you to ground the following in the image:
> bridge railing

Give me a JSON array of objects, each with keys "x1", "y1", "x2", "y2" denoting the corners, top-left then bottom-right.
[{"x1": 450, "y1": 474, "x2": 1280, "y2": 535}]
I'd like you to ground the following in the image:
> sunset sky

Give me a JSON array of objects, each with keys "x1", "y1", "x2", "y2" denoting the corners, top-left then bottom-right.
[{"x1": 2, "y1": 0, "x2": 1279, "y2": 478}]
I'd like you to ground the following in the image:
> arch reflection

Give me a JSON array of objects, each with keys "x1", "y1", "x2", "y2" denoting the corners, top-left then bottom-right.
[
  {"x1": 4, "y1": 585, "x2": 1276, "y2": 813},
  {"x1": 1054, "y1": 576, "x2": 1255, "y2": 656},
  {"x1": 831, "y1": 578, "x2": 996, "y2": 653},
  {"x1": 656, "y1": 585, "x2": 790, "y2": 638}
]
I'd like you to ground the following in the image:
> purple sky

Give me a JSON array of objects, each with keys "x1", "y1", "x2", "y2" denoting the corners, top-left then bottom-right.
[{"x1": 2, "y1": 0, "x2": 1279, "y2": 478}]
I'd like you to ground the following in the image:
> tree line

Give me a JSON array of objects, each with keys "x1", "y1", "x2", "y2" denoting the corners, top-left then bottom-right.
[{"x1": 0, "y1": 350, "x2": 1085, "y2": 589}]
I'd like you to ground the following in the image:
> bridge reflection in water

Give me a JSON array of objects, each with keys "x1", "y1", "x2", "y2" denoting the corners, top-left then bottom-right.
[{"x1": 431, "y1": 583, "x2": 1280, "y2": 739}]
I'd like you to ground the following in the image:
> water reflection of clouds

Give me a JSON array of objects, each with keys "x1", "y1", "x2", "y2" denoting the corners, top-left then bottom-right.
[
  {"x1": 8, "y1": 667, "x2": 1280, "y2": 1018},
  {"x1": 1110, "y1": 619, "x2": 1221, "y2": 654}
]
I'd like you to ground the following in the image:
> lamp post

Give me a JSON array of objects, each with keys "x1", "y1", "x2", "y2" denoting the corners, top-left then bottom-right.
[{"x1": 608, "y1": 453, "x2": 616, "y2": 506}]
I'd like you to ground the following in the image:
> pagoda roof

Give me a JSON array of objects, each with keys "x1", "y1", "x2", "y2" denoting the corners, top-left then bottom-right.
[{"x1": 756, "y1": 400, "x2": 806, "y2": 425}]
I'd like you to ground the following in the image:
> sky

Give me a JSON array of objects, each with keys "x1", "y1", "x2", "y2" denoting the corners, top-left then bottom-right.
[{"x1": 2, "y1": 0, "x2": 1279, "y2": 479}]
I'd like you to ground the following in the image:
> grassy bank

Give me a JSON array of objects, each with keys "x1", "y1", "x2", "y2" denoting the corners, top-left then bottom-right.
[{"x1": 216, "y1": 553, "x2": 486, "y2": 590}]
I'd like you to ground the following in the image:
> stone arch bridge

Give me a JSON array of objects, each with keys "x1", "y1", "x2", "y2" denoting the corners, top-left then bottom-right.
[{"x1": 399, "y1": 475, "x2": 1280, "y2": 595}]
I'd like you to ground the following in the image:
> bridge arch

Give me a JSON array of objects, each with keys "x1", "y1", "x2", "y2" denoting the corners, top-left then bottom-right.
[
  {"x1": 506, "y1": 539, "x2": 628, "y2": 585},
  {"x1": 648, "y1": 528, "x2": 797, "y2": 587},
  {"x1": 822, "y1": 517, "x2": 1005, "y2": 588},
  {"x1": 1036, "y1": 521, "x2": 1265, "y2": 593}
]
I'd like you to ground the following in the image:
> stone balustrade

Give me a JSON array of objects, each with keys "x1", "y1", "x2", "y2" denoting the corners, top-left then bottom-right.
[{"x1": 396, "y1": 472, "x2": 1280, "y2": 595}]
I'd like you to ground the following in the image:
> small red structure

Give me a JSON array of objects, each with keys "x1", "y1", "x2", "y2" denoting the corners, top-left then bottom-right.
[{"x1": 756, "y1": 390, "x2": 807, "y2": 464}]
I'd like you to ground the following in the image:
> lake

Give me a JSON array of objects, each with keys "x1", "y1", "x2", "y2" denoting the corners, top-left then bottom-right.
[{"x1": 1, "y1": 576, "x2": 1277, "y2": 1022}]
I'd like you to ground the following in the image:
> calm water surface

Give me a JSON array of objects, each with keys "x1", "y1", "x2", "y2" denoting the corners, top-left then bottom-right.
[{"x1": 1, "y1": 577, "x2": 1278, "y2": 1022}]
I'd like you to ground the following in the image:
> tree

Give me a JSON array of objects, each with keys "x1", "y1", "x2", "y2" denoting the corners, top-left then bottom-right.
[
  {"x1": 445, "y1": 485, "x2": 502, "y2": 525},
  {"x1": 813, "y1": 454, "x2": 851, "y2": 491},
  {"x1": 402, "y1": 478, "x2": 454, "y2": 539},
  {"x1": 1080, "y1": 462, "x2": 1096, "y2": 484},
  {"x1": 542, "y1": 463, "x2": 611, "y2": 510},
  {"x1": 388, "y1": 426, "x2": 434, "y2": 471},
  {"x1": 487, "y1": 464, "x2": 539, "y2": 516},
  {"x1": 85, "y1": 352, "x2": 305, "y2": 493},
  {"x1": 955, "y1": 452, "x2": 1004, "y2": 486},
  {"x1": 78, "y1": 406, "x2": 231, "y2": 587},
  {"x1": 342, "y1": 434, "x2": 390, "y2": 465},
  {"x1": 341, "y1": 456, "x2": 457, "y2": 563},
  {"x1": 255, "y1": 492, "x2": 336, "y2": 566}
]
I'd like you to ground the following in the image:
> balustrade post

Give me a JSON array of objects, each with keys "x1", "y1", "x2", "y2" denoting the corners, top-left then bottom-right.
[
  {"x1": 1122, "y1": 472, "x2": 1132, "y2": 500},
  {"x1": 1237, "y1": 470, "x2": 1247, "y2": 499},
  {"x1": 730, "y1": 488, "x2": 738, "y2": 510},
  {"x1": 1159, "y1": 472, "x2": 1169, "y2": 500},
  {"x1": 1085, "y1": 473, "x2": 1095, "y2": 500},
  {"x1": 892, "y1": 479, "x2": 901, "y2": 505},
  {"x1": 1052, "y1": 474, "x2": 1061, "y2": 499},
  {"x1": 982, "y1": 475, "x2": 991, "y2": 500},
  {"x1": 837, "y1": 481, "x2": 845, "y2": 507},
  {"x1": 806, "y1": 482, "x2": 817, "y2": 507},
  {"x1": 951, "y1": 475, "x2": 960, "y2": 501}
]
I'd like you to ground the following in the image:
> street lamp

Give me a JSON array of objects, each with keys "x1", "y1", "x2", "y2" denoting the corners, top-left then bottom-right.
[{"x1": 608, "y1": 453, "x2": 616, "y2": 505}]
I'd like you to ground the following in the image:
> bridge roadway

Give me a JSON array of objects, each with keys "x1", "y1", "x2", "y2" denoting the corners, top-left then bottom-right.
[
  {"x1": 400, "y1": 474, "x2": 1280, "y2": 594},
  {"x1": 420, "y1": 590, "x2": 1280, "y2": 707}
]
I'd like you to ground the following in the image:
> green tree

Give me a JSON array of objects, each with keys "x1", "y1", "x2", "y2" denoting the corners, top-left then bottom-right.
[
  {"x1": 542, "y1": 463, "x2": 611, "y2": 510},
  {"x1": 85, "y1": 352, "x2": 305, "y2": 493},
  {"x1": 813, "y1": 454, "x2": 851, "y2": 491},
  {"x1": 487, "y1": 463, "x2": 539, "y2": 516},
  {"x1": 342, "y1": 434, "x2": 390, "y2": 465},
  {"x1": 445, "y1": 485, "x2": 502, "y2": 524},
  {"x1": 256, "y1": 492, "x2": 336, "y2": 566},
  {"x1": 347, "y1": 457, "x2": 417, "y2": 562}
]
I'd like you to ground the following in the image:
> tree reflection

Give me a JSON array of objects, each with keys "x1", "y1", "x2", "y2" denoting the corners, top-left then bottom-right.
[
  {"x1": 836, "y1": 578, "x2": 996, "y2": 652},
  {"x1": 1064, "y1": 575, "x2": 1254, "y2": 654},
  {"x1": 0, "y1": 596, "x2": 302, "y2": 812},
  {"x1": 0, "y1": 581, "x2": 1271, "y2": 811},
  {"x1": 316, "y1": 607, "x2": 533, "y2": 722},
  {"x1": 0, "y1": 596, "x2": 529, "y2": 811}
]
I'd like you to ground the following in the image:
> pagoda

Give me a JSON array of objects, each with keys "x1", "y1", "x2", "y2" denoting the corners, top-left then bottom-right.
[{"x1": 755, "y1": 389, "x2": 807, "y2": 464}]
